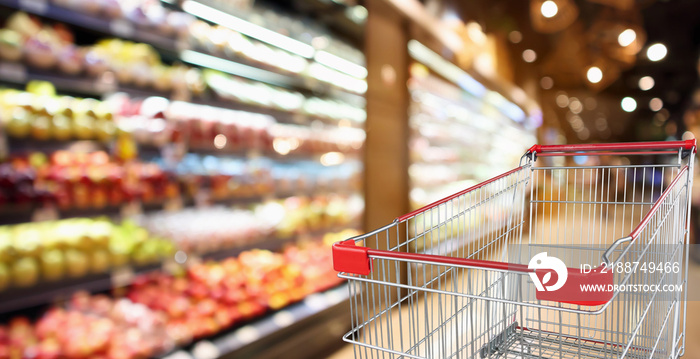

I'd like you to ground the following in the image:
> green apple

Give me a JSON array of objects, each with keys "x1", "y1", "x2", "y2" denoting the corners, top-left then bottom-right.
[
  {"x1": 88, "y1": 220, "x2": 112, "y2": 249},
  {"x1": 51, "y1": 113, "x2": 73, "y2": 140},
  {"x1": 71, "y1": 114, "x2": 95, "y2": 140},
  {"x1": 12, "y1": 257, "x2": 39, "y2": 287},
  {"x1": 6, "y1": 107, "x2": 31, "y2": 138},
  {"x1": 41, "y1": 249, "x2": 65, "y2": 281},
  {"x1": 90, "y1": 250, "x2": 110, "y2": 273},
  {"x1": 12, "y1": 226, "x2": 42, "y2": 257},
  {"x1": 94, "y1": 118, "x2": 116, "y2": 142},
  {"x1": 31, "y1": 114, "x2": 52, "y2": 140},
  {"x1": 65, "y1": 249, "x2": 89, "y2": 278}
]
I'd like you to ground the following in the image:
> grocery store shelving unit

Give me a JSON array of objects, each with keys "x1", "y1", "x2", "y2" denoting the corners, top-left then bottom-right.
[
  {"x1": 161, "y1": 284, "x2": 350, "y2": 359},
  {"x1": 0, "y1": 223, "x2": 354, "y2": 315},
  {"x1": 0, "y1": 0, "x2": 365, "y2": 357}
]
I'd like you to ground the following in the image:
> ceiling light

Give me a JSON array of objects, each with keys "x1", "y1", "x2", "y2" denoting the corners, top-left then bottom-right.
[
  {"x1": 638, "y1": 76, "x2": 654, "y2": 91},
  {"x1": 586, "y1": 66, "x2": 603, "y2": 83},
  {"x1": 569, "y1": 98, "x2": 582, "y2": 114},
  {"x1": 621, "y1": 97, "x2": 637, "y2": 112},
  {"x1": 646, "y1": 43, "x2": 667, "y2": 62},
  {"x1": 320, "y1": 152, "x2": 345, "y2": 166},
  {"x1": 556, "y1": 93, "x2": 569, "y2": 108},
  {"x1": 540, "y1": 76, "x2": 553, "y2": 89},
  {"x1": 540, "y1": 1, "x2": 558, "y2": 18},
  {"x1": 466, "y1": 22, "x2": 487, "y2": 45},
  {"x1": 617, "y1": 29, "x2": 636, "y2": 47},
  {"x1": 509, "y1": 31, "x2": 522, "y2": 44},
  {"x1": 213, "y1": 134, "x2": 227, "y2": 149},
  {"x1": 314, "y1": 51, "x2": 367, "y2": 79},
  {"x1": 182, "y1": 0, "x2": 315, "y2": 58},
  {"x1": 522, "y1": 49, "x2": 537, "y2": 63},
  {"x1": 649, "y1": 98, "x2": 663, "y2": 112}
]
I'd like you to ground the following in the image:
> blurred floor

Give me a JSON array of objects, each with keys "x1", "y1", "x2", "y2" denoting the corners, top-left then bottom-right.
[{"x1": 329, "y1": 260, "x2": 700, "y2": 359}]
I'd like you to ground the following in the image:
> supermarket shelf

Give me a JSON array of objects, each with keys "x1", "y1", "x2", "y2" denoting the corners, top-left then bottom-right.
[
  {"x1": 0, "y1": 198, "x2": 257, "y2": 226},
  {"x1": 0, "y1": 263, "x2": 161, "y2": 314},
  {"x1": 0, "y1": 0, "x2": 366, "y2": 99},
  {"x1": 0, "y1": 61, "x2": 362, "y2": 128},
  {"x1": 6, "y1": 137, "x2": 109, "y2": 155},
  {"x1": 0, "y1": 225, "x2": 352, "y2": 314},
  {"x1": 0, "y1": 191, "x2": 362, "y2": 226},
  {"x1": 160, "y1": 284, "x2": 350, "y2": 359},
  {"x1": 0, "y1": 0, "x2": 180, "y2": 56}
]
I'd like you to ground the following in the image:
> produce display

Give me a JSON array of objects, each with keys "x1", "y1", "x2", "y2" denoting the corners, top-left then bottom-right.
[
  {"x1": 51, "y1": 0, "x2": 195, "y2": 32},
  {"x1": 0, "y1": 150, "x2": 175, "y2": 209},
  {"x1": 193, "y1": 0, "x2": 364, "y2": 67},
  {"x1": 272, "y1": 194, "x2": 364, "y2": 238},
  {"x1": 0, "y1": 218, "x2": 174, "y2": 291},
  {"x1": 205, "y1": 70, "x2": 366, "y2": 123},
  {"x1": 0, "y1": 0, "x2": 365, "y2": 356},
  {"x1": 0, "y1": 86, "x2": 366, "y2": 156},
  {"x1": 0, "y1": 7, "x2": 366, "y2": 94},
  {"x1": 0, "y1": 237, "x2": 349, "y2": 359},
  {"x1": 0, "y1": 86, "x2": 119, "y2": 143},
  {"x1": 139, "y1": 194, "x2": 363, "y2": 253}
]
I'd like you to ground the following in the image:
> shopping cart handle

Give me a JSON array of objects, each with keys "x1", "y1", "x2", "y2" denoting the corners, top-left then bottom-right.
[
  {"x1": 527, "y1": 139, "x2": 696, "y2": 155},
  {"x1": 601, "y1": 236, "x2": 632, "y2": 265}
]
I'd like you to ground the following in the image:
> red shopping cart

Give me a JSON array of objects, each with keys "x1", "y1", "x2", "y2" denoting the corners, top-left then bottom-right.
[{"x1": 334, "y1": 140, "x2": 695, "y2": 358}]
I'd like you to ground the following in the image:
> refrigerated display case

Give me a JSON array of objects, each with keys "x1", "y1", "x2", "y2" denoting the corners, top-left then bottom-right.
[
  {"x1": 405, "y1": 41, "x2": 538, "y2": 253},
  {"x1": 407, "y1": 52, "x2": 537, "y2": 210},
  {"x1": 0, "y1": 0, "x2": 366, "y2": 357}
]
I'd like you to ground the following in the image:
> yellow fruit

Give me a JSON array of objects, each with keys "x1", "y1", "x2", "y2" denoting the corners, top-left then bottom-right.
[
  {"x1": 12, "y1": 257, "x2": 39, "y2": 287},
  {"x1": 41, "y1": 249, "x2": 65, "y2": 281}
]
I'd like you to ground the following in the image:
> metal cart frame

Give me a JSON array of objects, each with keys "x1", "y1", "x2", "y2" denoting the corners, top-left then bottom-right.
[{"x1": 334, "y1": 140, "x2": 696, "y2": 359}]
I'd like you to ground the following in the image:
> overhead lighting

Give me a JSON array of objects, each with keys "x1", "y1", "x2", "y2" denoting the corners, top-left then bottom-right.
[
  {"x1": 617, "y1": 29, "x2": 636, "y2": 47},
  {"x1": 569, "y1": 98, "x2": 582, "y2": 114},
  {"x1": 522, "y1": 49, "x2": 537, "y2": 63},
  {"x1": 621, "y1": 97, "x2": 637, "y2": 112},
  {"x1": 556, "y1": 93, "x2": 569, "y2": 108},
  {"x1": 466, "y1": 22, "x2": 487, "y2": 45},
  {"x1": 540, "y1": 76, "x2": 554, "y2": 89},
  {"x1": 273, "y1": 138, "x2": 292, "y2": 155},
  {"x1": 308, "y1": 63, "x2": 367, "y2": 94},
  {"x1": 181, "y1": 0, "x2": 315, "y2": 58},
  {"x1": 509, "y1": 31, "x2": 522, "y2": 44},
  {"x1": 213, "y1": 134, "x2": 227, "y2": 149},
  {"x1": 320, "y1": 152, "x2": 345, "y2": 166},
  {"x1": 540, "y1": 1, "x2": 558, "y2": 18},
  {"x1": 180, "y1": 50, "x2": 294, "y2": 87},
  {"x1": 345, "y1": 5, "x2": 367, "y2": 24},
  {"x1": 646, "y1": 43, "x2": 667, "y2": 62},
  {"x1": 586, "y1": 66, "x2": 603, "y2": 83},
  {"x1": 649, "y1": 97, "x2": 663, "y2": 111},
  {"x1": 314, "y1": 51, "x2": 367, "y2": 79},
  {"x1": 638, "y1": 76, "x2": 654, "y2": 91}
]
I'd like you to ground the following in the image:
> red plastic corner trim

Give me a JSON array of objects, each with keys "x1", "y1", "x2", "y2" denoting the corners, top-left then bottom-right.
[{"x1": 333, "y1": 240, "x2": 372, "y2": 275}]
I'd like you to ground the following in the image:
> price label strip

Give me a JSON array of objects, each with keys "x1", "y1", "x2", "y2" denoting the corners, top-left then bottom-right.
[
  {"x1": 0, "y1": 62, "x2": 27, "y2": 83},
  {"x1": 111, "y1": 266, "x2": 135, "y2": 288},
  {"x1": 109, "y1": 19, "x2": 135, "y2": 38},
  {"x1": 18, "y1": 0, "x2": 48, "y2": 14}
]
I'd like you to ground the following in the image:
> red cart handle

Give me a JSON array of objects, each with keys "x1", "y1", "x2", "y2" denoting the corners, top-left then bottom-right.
[{"x1": 527, "y1": 139, "x2": 696, "y2": 155}]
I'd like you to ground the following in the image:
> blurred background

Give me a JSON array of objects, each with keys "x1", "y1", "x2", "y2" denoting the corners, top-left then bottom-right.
[{"x1": 0, "y1": 0, "x2": 698, "y2": 358}]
